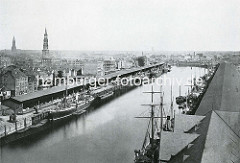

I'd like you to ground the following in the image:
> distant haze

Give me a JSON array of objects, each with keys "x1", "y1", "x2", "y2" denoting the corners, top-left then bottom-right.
[{"x1": 1, "y1": 0, "x2": 240, "y2": 51}]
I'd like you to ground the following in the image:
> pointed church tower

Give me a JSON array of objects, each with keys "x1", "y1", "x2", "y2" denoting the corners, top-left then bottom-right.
[
  {"x1": 43, "y1": 28, "x2": 48, "y2": 51},
  {"x1": 41, "y1": 28, "x2": 51, "y2": 66},
  {"x1": 11, "y1": 36, "x2": 16, "y2": 52}
]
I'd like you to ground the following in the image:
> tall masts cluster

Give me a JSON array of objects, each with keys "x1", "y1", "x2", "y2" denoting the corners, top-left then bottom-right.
[
  {"x1": 135, "y1": 86, "x2": 164, "y2": 144},
  {"x1": 134, "y1": 85, "x2": 176, "y2": 163}
]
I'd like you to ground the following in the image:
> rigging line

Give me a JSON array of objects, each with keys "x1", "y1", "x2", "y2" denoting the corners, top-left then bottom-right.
[
  {"x1": 156, "y1": 108, "x2": 161, "y2": 117},
  {"x1": 162, "y1": 107, "x2": 166, "y2": 117},
  {"x1": 154, "y1": 120, "x2": 159, "y2": 130},
  {"x1": 138, "y1": 109, "x2": 150, "y2": 117},
  {"x1": 141, "y1": 119, "x2": 151, "y2": 150}
]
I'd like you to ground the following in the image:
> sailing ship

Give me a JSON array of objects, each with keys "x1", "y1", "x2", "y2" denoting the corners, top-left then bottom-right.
[
  {"x1": 185, "y1": 68, "x2": 202, "y2": 114},
  {"x1": 163, "y1": 85, "x2": 175, "y2": 132},
  {"x1": 133, "y1": 87, "x2": 162, "y2": 162},
  {"x1": 134, "y1": 86, "x2": 161, "y2": 163},
  {"x1": 134, "y1": 86, "x2": 175, "y2": 163}
]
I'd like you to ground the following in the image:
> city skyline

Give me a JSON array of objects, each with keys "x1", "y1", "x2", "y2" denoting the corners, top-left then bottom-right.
[
  {"x1": 1, "y1": 0, "x2": 240, "y2": 51},
  {"x1": 0, "y1": 1, "x2": 239, "y2": 162}
]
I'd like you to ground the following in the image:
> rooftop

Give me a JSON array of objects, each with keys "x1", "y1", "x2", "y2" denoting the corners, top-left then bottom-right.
[
  {"x1": 160, "y1": 62, "x2": 240, "y2": 163},
  {"x1": 11, "y1": 84, "x2": 82, "y2": 102},
  {"x1": 10, "y1": 63, "x2": 164, "y2": 103}
]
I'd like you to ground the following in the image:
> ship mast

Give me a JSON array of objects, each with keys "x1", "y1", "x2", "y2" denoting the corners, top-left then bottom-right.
[
  {"x1": 142, "y1": 85, "x2": 162, "y2": 144},
  {"x1": 64, "y1": 76, "x2": 68, "y2": 108},
  {"x1": 170, "y1": 84, "x2": 173, "y2": 120},
  {"x1": 191, "y1": 67, "x2": 193, "y2": 91},
  {"x1": 158, "y1": 92, "x2": 162, "y2": 163},
  {"x1": 134, "y1": 85, "x2": 174, "y2": 163},
  {"x1": 151, "y1": 86, "x2": 154, "y2": 141},
  {"x1": 158, "y1": 86, "x2": 165, "y2": 163},
  {"x1": 135, "y1": 85, "x2": 162, "y2": 142},
  {"x1": 160, "y1": 90, "x2": 163, "y2": 132},
  {"x1": 179, "y1": 85, "x2": 181, "y2": 96}
]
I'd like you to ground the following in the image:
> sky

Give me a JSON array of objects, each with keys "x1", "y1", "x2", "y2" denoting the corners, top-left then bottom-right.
[{"x1": 1, "y1": 0, "x2": 240, "y2": 51}]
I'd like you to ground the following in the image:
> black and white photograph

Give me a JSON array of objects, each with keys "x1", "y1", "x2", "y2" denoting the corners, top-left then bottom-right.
[{"x1": 0, "y1": 0, "x2": 240, "y2": 163}]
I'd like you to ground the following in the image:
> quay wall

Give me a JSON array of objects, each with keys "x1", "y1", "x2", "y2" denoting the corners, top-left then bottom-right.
[{"x1": 0, "y1": 71, "x2": 165, "y2": 144}]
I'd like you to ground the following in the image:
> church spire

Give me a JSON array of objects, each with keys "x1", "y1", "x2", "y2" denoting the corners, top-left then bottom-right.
[
  {"x1": 11, "y1": 36, "x2": 16, "y2": 52},
  {"x1": 43, "y1": 28, "x2": 48, "y2": 50},
  {"x1": 42, "y1": 28, "x2": 51, "y2": 66},
  {"x1": 45, "y1": 28, "x2": 47, "y2": 35}
]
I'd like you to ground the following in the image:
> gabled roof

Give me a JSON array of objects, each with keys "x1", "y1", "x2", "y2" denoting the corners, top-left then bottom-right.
[
  {"x1": 160, "y1": 131, "x2": 199, "y2": 161},
  {"x1": 183, "y1": 111, "x2": 213, "y2": 163},
  {"x1": 11, "y1": 84, "x2": 82, "y2": 102},
  {"x1": 201, "y1": 111, "x2": 240, "y2": 163},
  {"x1": 2, "y1": 68, "x2": 27, "y2": 79},
  {"x1": 186, "y1": 62, "x2": 240, "y2": 163},
  {"x1": 174, "y1": 114, "x2": 205, "y2": 132},
  {"x1": 159, "y1": 114, "x2": 204, "y2": 162},
  {"x1": 166, "y1": 63, "x2": 240, "y2": 163},
  {"x1": 196, "y1": 62, "x2": 240, "y2": 115}
]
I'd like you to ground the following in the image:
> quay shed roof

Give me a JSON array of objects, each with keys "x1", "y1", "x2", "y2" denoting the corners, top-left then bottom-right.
[
  {"x1": 160, "y1": 62, "x2": 240, "y2": 163},
  {"x1": 103, "y1": 62, "x2": 164, "y2": 79},
  {"x1": 11, "y1": 84, "x2": 83, "y2": 103},
  {"x1": 200, "y1": 111, "x2": 240, "y2": 163},
  {"x1": 159, "y1": 114, "x2": 204, "y2": 161},
  {"x1": 196, "y1": 62, "x2": 240, "y2": 115},
  {"x1": 10, "y1": 63, "x2": 164, "y2": 103},
  {"x1": 185, "y1": 62, "x2": 240, "y2": 163}
]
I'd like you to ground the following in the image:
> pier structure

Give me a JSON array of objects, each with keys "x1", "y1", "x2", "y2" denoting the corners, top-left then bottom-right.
[
  {"x1": 3, "y1": 62, "x2": 165, "y2": 112},
  {"x1": 0, "y1": 62, "x2": 165, "y2": 140},
  {"x1": 102, "y1": 62, "x2": 165, "y2": 81},
  {"x1": 157, "y1": 62, "x2": 240, "y2": 163},
  {"x1": 173, "y1": 60, "x2": 213, "y2": 68}
]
